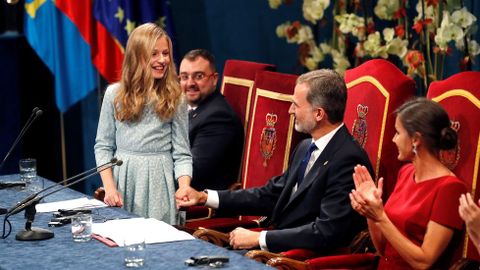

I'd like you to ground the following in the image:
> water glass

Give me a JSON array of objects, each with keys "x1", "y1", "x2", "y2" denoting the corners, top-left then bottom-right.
[
  {"x1": 124, "y1": 234, "x2": 146, "y2": 267},
  {"x1": 71, "y1": 213, "x2": 92, "y2": 242},
  {"x1": 19, "y1": 158, "x2": 36, "y2": 183}
]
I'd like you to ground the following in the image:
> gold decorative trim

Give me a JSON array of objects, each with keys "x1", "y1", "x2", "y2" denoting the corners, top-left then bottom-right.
[
  {"x1": 461, "y1": 133, "x2": 480, "y2": 258},
  {"x1": 431, "y1": 89, "x2": 480, "y2": 109},
  {"x1": 242, "y1": 88, "x2": 293, "y2": 189},
  {"x1": 473, "y1": 134, "x2": 480, "y2": 211},
  {"x1": 185, "y1": 208, "x2": 213, "y2": 222},
  {"x1": 431, "y1": 89, "x2": 480, "y2": 258},
  {"x1": 346, "y1": 76, "x2": 390, "y2": 181},
  {"x1": 221, "y1": 76, "x2": 255, "y2": 133}
]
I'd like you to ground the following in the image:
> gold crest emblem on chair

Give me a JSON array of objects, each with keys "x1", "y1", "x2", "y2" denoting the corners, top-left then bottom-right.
[
  {"x1": 260, "y1": 113, "x2": 278, "y2": 167},
  {"x1": 351, "y1": 104, "x2": 369, "y2": 148}
]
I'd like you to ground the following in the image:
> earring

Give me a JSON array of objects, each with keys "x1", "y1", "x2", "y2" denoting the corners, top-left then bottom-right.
[{"x1": 412, "y1": 144, "x2": 417, "y2": 155}]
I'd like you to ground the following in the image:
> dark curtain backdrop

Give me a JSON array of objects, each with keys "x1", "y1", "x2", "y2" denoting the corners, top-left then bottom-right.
[{"x1": 0, "y1": 0, "x2": 478, "y2": 195}]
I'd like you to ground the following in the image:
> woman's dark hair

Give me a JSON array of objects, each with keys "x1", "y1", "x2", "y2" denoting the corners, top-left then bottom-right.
[{"x1": 395, "y1": 97, "x2": 457, "y2": 154}]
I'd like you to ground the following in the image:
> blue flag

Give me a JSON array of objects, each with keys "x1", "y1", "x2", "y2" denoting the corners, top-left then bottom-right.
[{"x1": 24, "y1": 0, "x2": 97, "y2": 112}]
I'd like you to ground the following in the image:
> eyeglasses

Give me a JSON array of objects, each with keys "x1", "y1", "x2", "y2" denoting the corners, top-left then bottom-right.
[{"x1": 179, "y1": 72, "x2": 215, "y2": 82}]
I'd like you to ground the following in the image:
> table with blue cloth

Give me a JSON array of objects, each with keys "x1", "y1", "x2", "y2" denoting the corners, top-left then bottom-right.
[{"x1": 0, "y1": 175, "x2": 271, "y2": 270}]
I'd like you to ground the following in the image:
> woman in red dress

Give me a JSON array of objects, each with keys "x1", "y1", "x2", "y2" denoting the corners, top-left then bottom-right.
[{"x1": 350, "y1": 98, "x2": 467, "y2": 269}]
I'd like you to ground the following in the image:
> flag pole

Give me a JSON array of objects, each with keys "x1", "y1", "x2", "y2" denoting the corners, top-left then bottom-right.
[{"x1": 59, "y1": 112, "x2": 67, "y2": 185}]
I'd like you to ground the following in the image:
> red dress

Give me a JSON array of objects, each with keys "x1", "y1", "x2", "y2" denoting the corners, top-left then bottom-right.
[{"x1": 378, "y1": 164, "x2": 467, "y2": 269}]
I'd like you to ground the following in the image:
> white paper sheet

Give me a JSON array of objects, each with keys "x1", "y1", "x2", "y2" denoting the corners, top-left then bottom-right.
[
  {"x1": 92, "y1": 218, "x2": 195, "y2": 246},
  {"x1": 35, "y1": 197, "x2": 107, "y2": 212}
]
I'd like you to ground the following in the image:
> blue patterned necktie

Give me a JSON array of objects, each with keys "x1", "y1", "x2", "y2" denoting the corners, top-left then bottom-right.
[{"x1": 297, "y1": 142, "x2": 317, "y2": 186}]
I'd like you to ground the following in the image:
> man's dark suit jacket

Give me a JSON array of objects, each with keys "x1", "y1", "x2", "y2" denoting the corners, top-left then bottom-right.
[
  {"x1": 189, "y1": 91, "x2": 244, "y2": 190},
  {"x1": 216, "y1": 125, "x2": 373, "y2": 253}
]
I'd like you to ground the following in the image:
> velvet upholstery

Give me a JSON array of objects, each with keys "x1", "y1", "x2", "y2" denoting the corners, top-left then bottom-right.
[
  {"x1": 267, "y1": 253, "x2": 378, "y2": 270},
  {"x1": 185, "y1": 70, "x2": 304, "y2": 230},
  {"x1": 239, "y1": 70, "x2": 306, "y2": 222},
  {"x1": 241, "y1": 70, "x2": 305, "y2": 190},
  {"x1": 427, "y1": 71, "x2": 480, "y2": 263},
  {"x1": 220, "y1": 60, "x2": 275, "y2": 130},
  {"x1": 183, "y1": 60, "x2": 274, "y2": 223},
  {"x1": 344, "y1": 59, "x2": 415, "y2": 199}
]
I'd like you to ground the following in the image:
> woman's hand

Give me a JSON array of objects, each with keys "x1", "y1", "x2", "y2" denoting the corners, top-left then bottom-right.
[
  {"x1": 350, "y1": 165, "x2": 385, "y2": 222},
  {"x1": 104, "y1": 187, "x2": 123, "y2": 207},
  {"x1": 459, "y1": 193, "x2": 480, "y2": 252}
]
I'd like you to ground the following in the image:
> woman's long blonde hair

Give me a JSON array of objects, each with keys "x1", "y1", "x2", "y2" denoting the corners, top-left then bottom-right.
[{"x1": 114, "y1": 23, "x2": 182, "y2": 122}]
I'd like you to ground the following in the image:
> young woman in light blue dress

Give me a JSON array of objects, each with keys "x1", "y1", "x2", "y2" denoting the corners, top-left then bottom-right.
[{"x1": 94, "y1": 23, "x2": 192, "y2": 224}]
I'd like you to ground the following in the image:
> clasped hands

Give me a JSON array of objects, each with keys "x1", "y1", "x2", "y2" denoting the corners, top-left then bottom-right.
[
  {"x1": 350, "y1": 165, "x2": 385, "y2": 222},
  {"x1": 175, "y1": 185, "x2": 207, "y2": 207}
]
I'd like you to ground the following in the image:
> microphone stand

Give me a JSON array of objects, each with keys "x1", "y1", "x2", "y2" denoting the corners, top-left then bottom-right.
[
  {"x1": 5, "y1": 158, "x2": 118, "y2": 215},
  {"x1": 0, "y1": 107, "x2": 43, "y2": 172},
  {"x1": 3, "y1": 159, "x2": 122, "y2": 241},
  {"x1": 0, "y1": 108, "x2": 42, "y2": 214}
]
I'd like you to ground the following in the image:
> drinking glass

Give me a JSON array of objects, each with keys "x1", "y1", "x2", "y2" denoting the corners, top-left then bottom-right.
[
  {"x1": 71, "y1": 213, "x2": 92, "y2": 242},
  {"x1": 124, "y1": 234, "x2": 146, "y2": 267},
  {"x1": 19, "y1": 158, "x2": 36, "y2": 183}
]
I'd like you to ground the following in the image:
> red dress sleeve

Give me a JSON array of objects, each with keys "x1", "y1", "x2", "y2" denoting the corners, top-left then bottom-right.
[{"x1": 431, "y1": 177, "x2": 467, "y2": 230}]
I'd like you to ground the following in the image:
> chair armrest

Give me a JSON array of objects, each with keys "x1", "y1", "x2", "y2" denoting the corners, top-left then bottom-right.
[
  {"x1": 449, "y1": 258, "x2": 480, "y2": 270},
  {"x1": 229, "y1": 182, "x2": 242, "y2": 190},
  {"x1": 94, "y1": 187, "x2": 105, "y2": 201},
  {"x1": 245, "y1": 250, "x2": 283, "y2": 263},
  {"x1": 185, "y1": 218, "x2": 262, "y2": 233},
  {"x1": 172, "y1": 225, "x2": 197, "y2": 235},
  {"x1": 306, "y1": 253, "x2": 377, "y2": 269},
  {"x1": 184, "y1": 206, "x2": 214, "y2": 221},
  {"x1": 349, "y1": 229, "x2": 375, "y2": 254},
  {"x1": 267, "y1": 257, "x2": 310, "y2": 270},
  {"x1": 280, "y1": 248, "x2": 326, "y2": 261},
  {"x1": 193, "y1": 228, "x2": 230, "y2": 247}
]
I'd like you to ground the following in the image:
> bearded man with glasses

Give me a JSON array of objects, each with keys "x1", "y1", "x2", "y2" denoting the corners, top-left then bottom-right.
[{"x1": 179, "y1": 49, "x2": 244, "y2": 190}]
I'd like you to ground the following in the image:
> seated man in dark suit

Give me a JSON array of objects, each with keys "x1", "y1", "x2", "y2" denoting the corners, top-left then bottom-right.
[
  {"x1": 177, "y1": 69, "x2": 373, "y2": 253},
  {"x1": 179, "y1": 49, "x2": 244, "y2": 190}
]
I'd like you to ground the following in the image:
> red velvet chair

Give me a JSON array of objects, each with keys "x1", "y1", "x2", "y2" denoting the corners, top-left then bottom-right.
[
  {"x1": 427, "y1": 71, "x2": 480, "y2": 265},
  {"x1": 265, "y1": 71, "x2": 480, "y2": 270},
  {"x1": 239, "y1": 70, "x2": 307, "y2": 221},
  {"x1": 220, "y1": 60, "x2": 275, "y2": 130},
  {"x1": 184, "y1": 70, "x2": 305, "y2": 233},
  {"x1": 344, "y1": 59, "x2": 415, "y2": 200},
  {"x1": 182, "y1": 60, "x2": 275, "y2": 223}
]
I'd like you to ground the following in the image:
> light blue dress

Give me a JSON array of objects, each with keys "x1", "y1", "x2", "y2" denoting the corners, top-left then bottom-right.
[{"x1": 94, "y1": 83, "x2": 192, "y2": 224}]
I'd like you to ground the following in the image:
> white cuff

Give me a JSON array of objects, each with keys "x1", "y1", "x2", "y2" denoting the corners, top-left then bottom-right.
[
  {"x1": 259, "y1": 230, "x2": 268, "y2": 251},
  {"x1": 204, "y1": 189, "x2": 219, "y2": 209}
]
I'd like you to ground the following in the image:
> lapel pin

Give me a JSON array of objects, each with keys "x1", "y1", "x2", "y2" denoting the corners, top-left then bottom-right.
[{"x1": 323, "y1": 161, "x2": 329, "y2": 165}]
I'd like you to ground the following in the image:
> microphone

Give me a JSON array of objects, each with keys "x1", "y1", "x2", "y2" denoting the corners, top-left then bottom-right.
[
  {"x1": 4, "y1": 158, "x2": 118, "y2": 216},
  {"x1": 0, "y1": 107, "x2": 43, "y2": 172},
  {"x1": 2, "y1": 158, "x2": 122, "y2": 241}
]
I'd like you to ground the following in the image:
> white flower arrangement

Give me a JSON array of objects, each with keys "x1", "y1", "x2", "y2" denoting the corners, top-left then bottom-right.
[{"x1": 268, "y1": 0, "x2": 479, "y2": 80}]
